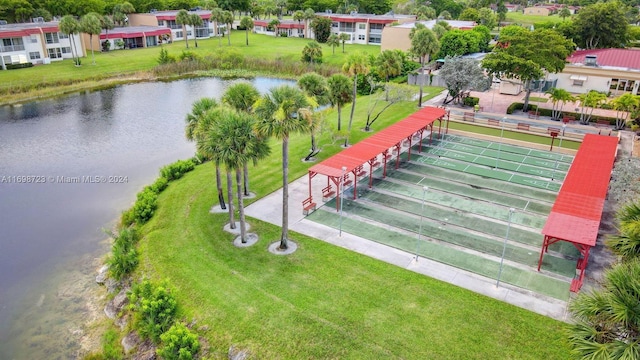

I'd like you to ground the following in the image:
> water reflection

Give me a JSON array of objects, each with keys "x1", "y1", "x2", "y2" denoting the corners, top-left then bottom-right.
[{"x1": 0, "y1": 76, "x2": 294, "y2": 359}]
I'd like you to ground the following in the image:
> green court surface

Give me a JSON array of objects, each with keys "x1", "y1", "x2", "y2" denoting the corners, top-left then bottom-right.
[{"x1": 305, "y1": 133, "x2": 578, "y2": 301}]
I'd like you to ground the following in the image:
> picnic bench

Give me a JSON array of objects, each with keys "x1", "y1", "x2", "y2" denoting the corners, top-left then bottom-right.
[
  {"x1": 528, "y1": 110, "x2": 539, "y2": 119},
  {"x1": 547, "y1": 127, "x2": 561, "y2": 136},
  {"x1": 596, "y1": 119, "x2": 611, "y2": 127},
  {"x1": 355, "y1": 165, "x2": 367, "y2": 178},
  {"x1": 562, "y1": 115, "x2": 575, "y2": 124},
  {"x1": 463, "y1": 112, "x2": 475, "y2": 122},
  {"x1": 302, "y1": 197, "x2": 317, "y2": 215},
  {"x1": 488, "y1": 118, "x2": 500, "y2": 127},
  {"x1": 517, "y1": 123, "x2": 530, "y2": 131},
  {"x1": 322, "y1": 185, "x2": 335, "y2": 201}
]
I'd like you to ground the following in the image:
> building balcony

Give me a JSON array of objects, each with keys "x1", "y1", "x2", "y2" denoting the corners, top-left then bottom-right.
[{"x1": 0, "y1": 44, "x2": 25, "y2": 52}]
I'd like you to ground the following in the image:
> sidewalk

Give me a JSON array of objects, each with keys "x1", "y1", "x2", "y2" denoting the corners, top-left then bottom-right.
[{"x1": 244, "y1": 171, "x2": 571, "y2": 322}]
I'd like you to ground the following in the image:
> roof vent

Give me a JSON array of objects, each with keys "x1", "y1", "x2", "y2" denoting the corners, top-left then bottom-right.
[
  {"x1": 32, "y1": 17, "x2": 44, "y2": 23},
  {"x1": 0, "y1": 20, "x2": 7, "y2": 26},
  {"x1": 325, "y1": 9, "x2": 332, "y2": 14},
  {"x1": 350, "y1": 11, "x2": 358, "y2": 15},
  {"x1": 585, "y1": 55, "x2": 597, "y2": 66}
]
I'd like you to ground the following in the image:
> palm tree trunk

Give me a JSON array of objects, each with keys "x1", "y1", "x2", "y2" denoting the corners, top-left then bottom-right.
[
  {"x1": 337, "y1": 104, "x2": 342, "y2": 131},
  {"x1": 279, "y1": 137, "x2": 289, "y2": 249},
  {"x1": 194, "y1": 30, "x2": 198, "y2": 48},
  {"x1": 522, "y1": 79, "x2": 532, "y2": 112},
  {"x1": 90, "y1": 35, "x2": 96, "y2": 65},
  {"x1": 227, "y1": 170, "x2": 235, "y2": 229},
  {"x1": 345, "y1": 75, "x2": 357, "y2": 147},
  {"x1": 183, "y1": 25, "x2": 189, "y2": 48},
  {"x1": 216, "y1": 165, "x2": 226, "y2": 210},
  {"x1": 245, "y1": 29, "x2": 249, "y2": 45},
  {"x1": 227, "y1": 24, "x2": 231, "y2": 45},
  {"x1": 243, "y1": 164, "x2": 250, "y2": 196},
  {"x1": 69, "y1": 33, "x2": 78, "y2": 65},
  {"x1": 236, "y1": 168, "x2": 246, "y2": 242}
]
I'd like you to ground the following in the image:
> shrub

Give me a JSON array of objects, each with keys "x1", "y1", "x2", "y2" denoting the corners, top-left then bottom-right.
[
  {"x1": 160, "y1": 159, "x2": 195, "y2": 181},
  {"x1": 102, "y1": 328, "x2": 123, "y2": 360},
  {"x1": 133, "y1": 188, "x2": 158, "y2": 224},
  {"x1": 6, "y1": 63, "x2": 34, "y2": 70},
  {"x1": 146, "y1": 176, "x2": 169, "y2": 194},
  {"x1": 102, "y1": 40, "x2": 111, "y2": 52},
  {"x1": 158, "y1": 323, "x2": 200, "y2": 360},
  {"x1": 120, "y1": 208, "x2": 136, "y2": 227},
  {"x1": 279, "y1": 32, "x2": 288, "y2": 37},
  {"x1": 463, "y1": 96, "x2": 479, "y2": 107},
  {"x1": 178, "y1": 50, "x2": 200, "y2": 62},
  {"x1": 158, "y1": 47, "x2": 176, "y2": 65},
  {"x1": 107, "y1": 226, "x2": 140, "y2": 280},
  {"x1": 128, "y1": 280, "x2": 178, "y2": 343},
  {"x1": 506, "y1": 102, "x2": 524, "y2": 114}
]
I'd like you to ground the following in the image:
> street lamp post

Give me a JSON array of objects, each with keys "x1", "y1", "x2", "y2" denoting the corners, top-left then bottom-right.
[
  {"x1": 495, "y1": 118, "x2": 505, "y2": 169},
  {"x1": 558, "y1": 123, "x2": 567, "y2": 149},
  {"x1": 496, "y1": 208, "x2": 515, "y2": 288},
  {"x1": 415, "y1": 186, "x2": 429, "y2": 261},
  {"x1": 339, "y1": 166, "x2": 347, "y2": 237}
]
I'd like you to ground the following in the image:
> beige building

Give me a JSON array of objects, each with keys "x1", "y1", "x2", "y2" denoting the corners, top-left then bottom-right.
[{"x1": 381, "y1": 20, "x2": 476, "y2": 52}]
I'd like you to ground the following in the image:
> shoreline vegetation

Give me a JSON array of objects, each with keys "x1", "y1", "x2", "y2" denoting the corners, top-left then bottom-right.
[{"x1": 2, "y1": 31, "x2": 575, "y2": 358}]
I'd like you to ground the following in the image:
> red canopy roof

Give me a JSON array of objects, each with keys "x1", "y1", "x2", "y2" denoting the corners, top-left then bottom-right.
[
  {"x1": 309, "y1": 106, "x2": 447, "y2": 177},
  {"x1": 100, "y1": 26, "x2": 171, "y2": 39},
  {"x1": 542, "y1": 134, "x2": 618, "y2": 246}
]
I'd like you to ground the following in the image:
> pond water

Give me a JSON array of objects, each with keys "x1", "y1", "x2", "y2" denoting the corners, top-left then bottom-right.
[{"x1": 0, "y1": 76, "x2": 294, "y2": 359}]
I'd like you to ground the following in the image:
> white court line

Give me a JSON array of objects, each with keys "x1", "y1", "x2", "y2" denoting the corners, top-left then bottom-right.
[{"x1": 523, "y1": 200, "x2": 530, "y2": 211}]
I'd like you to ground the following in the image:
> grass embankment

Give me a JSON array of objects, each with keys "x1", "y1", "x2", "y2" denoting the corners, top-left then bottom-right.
[
  {"x1": 0, "y1": 31, "x2": 379, "y2": 105},
  {"x1": 136, "y1": 89, "x2": 571, "y2": 358},
  {"x1": 505, "y1": 12, "x2": 566, "y2": 27}
]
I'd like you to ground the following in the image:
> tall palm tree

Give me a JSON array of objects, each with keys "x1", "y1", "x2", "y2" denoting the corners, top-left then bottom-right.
[
  {"x1": 375, "y1": 50, "x2": 403, "y2": 101},
  {"x1": 342, "y1": 51, "x2": 370, "y2": 147},
  {"x1": 327, "y1": 73, "x2": 353, "y2": 131},
  {"x1": 303, "y1": 8, "x2": 315, "y2": 39},
  {"x1": 606, "y1": 201, "x2": 640, "y2": 261},
  {"x1": 59, "y1": 15, "x2": 80, "y2": 66},
  {"x1": 568, "y1": 258, "x2": 640, "y2": 358},
  {"x1": 222, "y1": 10, "x2": 234, "y2": 45},
  {"x1": 546, "y1": 87, "x2": 575, "y2": 121},
  {"x1": 80, "y1": 12, "x2": 102, "y2": 65},
  {"x1": 410, "y1": 28, "x2": 440, "y2": 107},
  {"x1": 222, "y1": 82, "x2": 263, "y2": 197},
  {"x1": 176, "y1": 10, "x2": 190, "y2": 48},
  {"x1": 326, "y1": 34, "x2": 340, "y2": 54},
  {"x1": 211, "y1": 7, "x2": 223, "y2": 42},
  {"x1": 611, "y1": 93, "x2": 639, "y2": 130},
  {"x1": 185, "y1": 98, "x2": 227, "y2": 211},
  {"x1": 100, "y1": 15, "x2": 114, "y2": 49},
  {"x1": 339, "y1": 32, "x2": 350, "y2": 53},
  {"x1": 188, "y1": 13, "x2": 204, "y2": 48},
  {"x1": 578, "y1": 90, "x2": 607, "y2": 124},
  {"x1": 206, "y1": 110, "x2": 268, "y2": 242},
  {"x1": 254, "y1": 85, "x2": 311, "y2": 250},
  {"x1": 240, "y1": 16, "x2": 254, "y2": 46}
]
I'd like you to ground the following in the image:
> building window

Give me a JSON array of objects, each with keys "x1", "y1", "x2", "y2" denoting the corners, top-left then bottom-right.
[
  {"x1": 45, "y1": 32, "x2": 59, "y2": 44},
  {"x1": 358, "y1": 23, "x2": 365, "y2": 30},
  {"x1": 175, "y1": 31, "x2": 183, "y2": 38},
  {"x1": 358, "y1": 34, "x2": 365, "y2": 40},
  {"x1": 368, "y1": 34, "x2": 381, "y2": 44},
  {"x1": 29, "y1": 51, "x2": 41, "y2": 60},
  {"x1": 572, "y1": 80, "x2": 584, "y2": 87},
  {"x1": 339, "y1": 22, "x2": 355, "y2": 32},
  {"x1": 158, "y1": 20, "x2": 164, "y2": 26},
  {"x1": 58, "y1": 32, "x2": 68, "y2": 39},
  {"x1": 166, "y1": 20, "x2": 181, "y2": 29},
  {"x1": 61, "y1": 47, "x2": 71, "y2": 54},
  {"x1": 47, "y1": 48, "x2": 62, "y2": 59},
  {"x1": 30, "y1": 35, "x2": 38, "y2": 43},
  {"x1": 2, "y1": 37, "x2": 25, "y2": 51},
  {"x1": 332, "y1": 22, "x2": 339, "y2": 28}
]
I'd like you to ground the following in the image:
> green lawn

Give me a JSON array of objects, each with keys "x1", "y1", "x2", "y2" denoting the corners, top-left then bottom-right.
[
  {"x1": 135, "y1": 88, "x2": 571, "y2": 358},
  {"x1": 505, "y1": 12, "x2": 567, "y2": 26}
]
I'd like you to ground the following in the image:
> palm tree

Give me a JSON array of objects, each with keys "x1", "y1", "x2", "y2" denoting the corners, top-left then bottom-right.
[
  {"x1": 113, "y1": 2, "x2": 135, "y2": 26},
  {"x1": 240, "y1": 16, "x2": 254, "y2": 46},
  {"x1": 185, "y1": 98, "x2": 227, "y2": 211},
  {"x1": 80, "y1": 12, "x2": 102, "y2": 65},
  {"x1": 222, "y1": 82, "x2": 263, "y2": 197},
  {"x1": 578, "y1": 90, "x2": 608, "y2": 125},
  {"x1": 611, "y1": 93, "x2": 639, "y2": 130},
  {"x1": 546, "y1": 87, "x2": 575, "y2": 121},
  {"x1": 211, "y1": 7, "x2": 223, "y2": 42},
  {"x1": 410, "y1": 28, "x2": 440, "y2": 107},
  {"x1": 100, "y1": 15, "x2": 114, "y2": 50},
  {"x1": 188, "y1": 13, "x2": 203, "y2": 48},
  {"x1": 606, "y1": 201, "x2": 640, "y2": 261},
  {"x1": 297, "y1": 73, "x2": 326, "y2": 159},
  {"x1": 559, "y1": 7, "x2": 571, "y2": 21},
  {"x1": 342, "y1": 51, "x2": 370, "y2": 147},
  {"x1": 327, "y1": 73, "x2": 353, "y2": 131},
  {"x1": 293, "y1": 10, "x2": 304, "y2": 25},
  {"x1": 205, "y1": 108, "x2": 269, "y2": 241},
  {"x1": 339, "y1": 32, "x2": 350, "y2": 53},
  {"x1": 254, "y1": 85, "x2": 311, "y2": 250},
  {"x1": 568, "y1": 258, "x2": 640, "y2": 358},
  {"x1": 326, "y1": 34, "x2": 340, "y2": 55},
  {"x1": 303, "y1": 8, "x2": 315, "y2": 39},
  {"x1": 269, "y1": 19, "x2": 280, "y2": 36},
  {"x1": 176, "y1": 10, "x2": 190, "y2": 48},
  {"x1": 375, "y1": 50, "x2": 403, "y2": 101},
  {"x1": 301, "y1": 41, "x2": 322, "y2": 64},
  {"x1": 222, "y1": 10, "x2": 234, "y2": 45},
  {"x1": 59, "y1": 15, "x2": 80, "y2": 66}
]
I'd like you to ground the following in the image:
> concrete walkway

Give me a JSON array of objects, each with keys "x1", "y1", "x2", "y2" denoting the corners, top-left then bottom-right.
[{"x1": 245, "y1": 169, "x2": 572, "y2": 322}]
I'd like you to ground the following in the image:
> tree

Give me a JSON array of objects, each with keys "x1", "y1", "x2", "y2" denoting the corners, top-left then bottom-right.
[
  {"x1": 439, "y1": 57, "x2": 488, "y2": 105},
  {"x1": 568, "y1": 258, "x2": 640, "y2": 359},
  {"x1": 176, "y1": 9, "x2": 191, "y2": 48},
  {"x1": 606, "y1": 201, "x2": 640, "y2": 261},
  {"x1": 100, "y1": 15, "x2": 114, "y2": 47},
  {"x1": 189, "y1": 13, "x2": 204, "y2": 48},
  {"x1": 342, "y1": 52, "x2": 370, "y2": 147},
  {"x1": 477, "y1": 7, "x2": 497, "y2": 30},
  {"x1": 211, "y1": 7, "x2": 223, "y2": 41},
  {"x1": 437, "y1": 29, "x2": 477, "y2": 58},
  {"x1": 326, "y1": 34, "x2": 340, "y2": 54},
  {"x1": 268, "y1": 19, "x2": 280, "y2": 36},
  {"x1": 482, "y1": 25, "x2": 574, "y2": 112},
  {"x1": 301, "y1": 41, "x2": 323, "y2": 63},
  {"x1": 59, "y1": 15, "x2": 81, "y2": 66},
  {"x1": 240, "y1": 16, "x2": 254, "y2": 46},
  {"x1": 414, "y1": 5, "x2": 436, "y2": 20},
  {"x1": 545, "y1": 87, "x2": 575, "y2": 121},
  {"x1": 410, "y1": 28, "x2": 440, "y2": 107},
  {"x1": 611, "y1": 93, "x2": 639, "y2": 130},
  {"x1": 185, "y1": 98, "x2": 228, "y2": 210},
  {"x1": 496, "y1": 1, "x2": 507, "y2": 26},
  {"x1": 254, "y1": 85, "x2": 311, "y2": 250},
  {"x1": 439, "y1": 10, "x2": 452, "y2": 20},
  {"x1": 222, "y1": 10, "x2": 234, "y2": 45},
  {"x1": 293, "y1": 9, "x2": 304, "y2": 24},
  {"x1": 311, "y1": 16, "x2": 332, "y2": 43},
  {"x1": 336, "y1": 33, "x2": 349, "y2": 53},
  {"x1": 80, "y1": 12, "x2": 101, "y2": 65},
  {"x1": 364, "y1": 84, "x2": 414, "y2": 131},
  {"x1": 574, "y1": 1, "x2": 628, "y2": 49},
  {"x1": 303, "y1": 8, "x2": 316, "y2": 39},
  {"x1": 558, "y1": 7, "x2": 571, "y2": 21},
  {"x1": 327, "y1": 73, "x2": 353, "y2": 132},
  {"x1": 113, "y1": 2, "x2": 135, "y2": 26},
  {"x1": 577, "y1": 90, "x2": 608, "y2": 125},
  {"x1": 222, "y1": 82, "x2": 264, "y2": 197},
  {"x1": 458, "y1": 8, "x2": 479, "y2": 22},
  {"x1": 375, "y1": 50, "x2": 403, "y2": 101},
  {"x1": 298, "y1": 72, "x2": 329, "y2": 106}
]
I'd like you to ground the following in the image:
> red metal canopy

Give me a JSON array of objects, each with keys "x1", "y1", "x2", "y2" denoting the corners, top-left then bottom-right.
[
  {"x1": 538, "y1": 134, "x2": 618, "y2": 292},
  {"x1": 306, "y1": 106, "x2": 447, "y2": 210}
]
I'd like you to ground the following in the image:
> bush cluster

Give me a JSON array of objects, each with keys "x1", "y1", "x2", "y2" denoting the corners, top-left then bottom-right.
[
  {"x1": 463, "y1": 96, "x2": 479, "y2": 107},
  {"x1": 107, "y1": 226, "x2": 140, "y2": 280},
  {"x1": 128, "y1": 280, "x2": 178, "y2": 343},
  {"x1": 157, "y1": 323, "x2": 201, "y2": 360},
  {"x1": 133, "y1": 188, "x2": 158, "y2": 224},
  {"x1": 160, "y1": 159, "x2": 195, "y2": 181},
  {"x1": 506, "y1": 102, "x2": 617, "y2": 124}
]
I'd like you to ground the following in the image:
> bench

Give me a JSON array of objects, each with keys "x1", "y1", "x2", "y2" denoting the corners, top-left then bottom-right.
[
  {"x1": 463, "y1": 112, "x2": 475, "y2": 122},
  {"x1": 488, "y1": 118, "x2": 500, "y2": 127},
  {"x1": 302, "y1": 197, "x2": 316, "y2": 215},
  {"x1": 322, "y1": 185, "x2": 335, "y2": 201},
  {"x1": 355, "y1": 165, "x2": 367, "y2": 178},
  {"x1": 343, "y1": 177, "x2": 353, "y2": 187},
  {"x1": 528, "y1": 110, "x2": 539, "y2": 119},
  {"x1": 596, "y1": 119, "x2": 611, "y2": 127},
  {"x1": 517, "y1": 123, "x2": 530, "y2": 131},
  {"x1": 562, "y1": 115, "x2": 575, "y2": 124},
  {"x1": 547, "y1": 127, "x2": 561, "y2": 136}
]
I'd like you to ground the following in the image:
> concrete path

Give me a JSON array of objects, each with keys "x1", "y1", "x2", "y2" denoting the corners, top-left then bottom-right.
[{"x1": 245, "y1": 170, "x2": 571, "y2": 322}]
